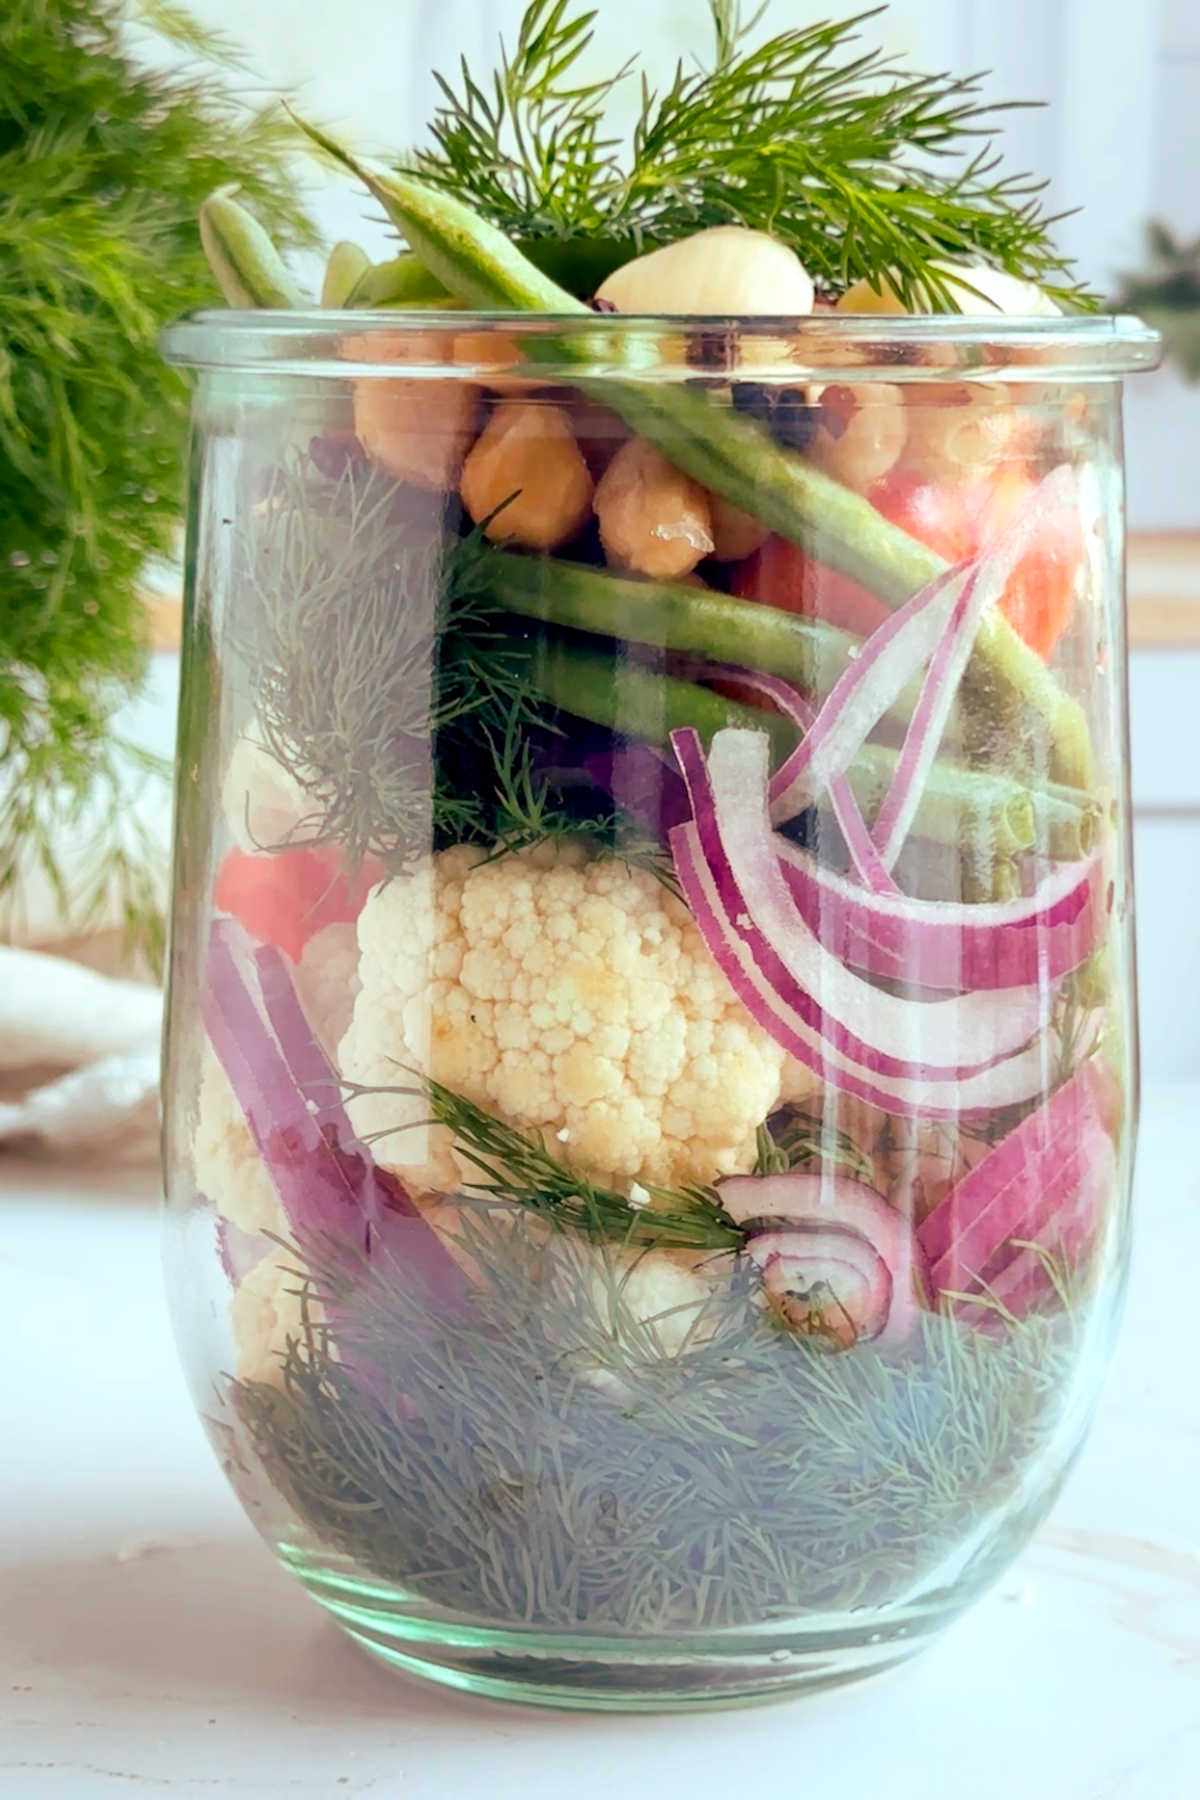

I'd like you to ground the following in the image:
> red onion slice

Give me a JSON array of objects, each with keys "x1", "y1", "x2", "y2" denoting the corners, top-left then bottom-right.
[
  {"x1": 768, "y1": 562, "x2": 966, "y2": 825},
  {"x1": 718, "y1": 1169, "x2": 926, "y2": 1348},
  {"x1": 711, "y1": 667, "x2": 899, "y2": 893},
  {"x1": 746, "y1": 1225, "x2": 894, "y2": 1349},
  {"x1": 680, "y1": 726, "x2": 1053, "y2": 1079},
  {"x1": 670, "y1": 812, "x2": 1073, "y2": 1117},
  {"x1": 775, "y1": 838, "x2": 1103, "y2": 992},
  {"x1": 917, "y1": 1060, "x2": 1114, "y2": 1304}
]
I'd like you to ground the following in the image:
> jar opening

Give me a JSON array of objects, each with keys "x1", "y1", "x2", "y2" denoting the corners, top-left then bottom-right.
[{"x1": 162, "y1": 308, "x2": 1161, "y2": 384}]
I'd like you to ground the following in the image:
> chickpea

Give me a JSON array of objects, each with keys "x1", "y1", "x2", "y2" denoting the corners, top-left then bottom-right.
[
  {"x1": 594, "y1": 438, "x2": 715, "y2": 580},
  {"x1": 805, "y1": 383, "x2": 907, "y2": 492},
  {"x1": 459, "y1": 401, "x2": 593, "y2": 552},
  {"x1": 904, "y1": 385, "x2": 1018, "y2": 480},
  {"x1": 708, "y1": 494, "x2": 769, "y2": 562},
  {"x1": 346, "y1": 331, "x2": 478, "y2": 492}
]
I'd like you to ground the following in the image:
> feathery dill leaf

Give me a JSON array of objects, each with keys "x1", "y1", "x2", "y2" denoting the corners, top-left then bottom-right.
[
  {"x1": 345, "y1": 1073, "x2": 742, "y2": 1250},
  {"x1": 236, "y1": 453, "x2": 679, "y2": 868},
  {"x1": 230, "y1": 1208, "x2": 1081, "y2": 1629},
  {"x1": 0, "y1": 0, "x2": 313, "y2": 960},
  {"x1": 407, "y1": 0, "x2": 1092, "y2": 310}
]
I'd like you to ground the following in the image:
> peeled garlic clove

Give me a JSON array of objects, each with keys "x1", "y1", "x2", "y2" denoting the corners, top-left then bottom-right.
[
  {"x1": 596, "y1": 226, "x2": 814, "y2": 318},
  {"x1": 838, "y1": 260, "x2": 1061, "y2": 317},
  {"x1": 460, "y1": 401, "x2": 593, "y2": 552},
  {"x1": 595, "y1": 438, "x2": 714, "y2": 580}
]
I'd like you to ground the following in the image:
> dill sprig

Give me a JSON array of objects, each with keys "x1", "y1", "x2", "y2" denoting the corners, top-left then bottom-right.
[
  {"x1": 236, "y1": 453, "x2": 675, "y2": 868},
  {"x1": 0, "y1": 0, "x2": 314, "y2": 960},
  {"x1": 347, "y1": 1074, "x2": 741, "y2": 1251},
  {"x1": 231, "y1": 1207, "x2": 1082, "y2": 1630},
  {"x1": 409, "y1": 0, "x2": 1092, "y2": 310}
]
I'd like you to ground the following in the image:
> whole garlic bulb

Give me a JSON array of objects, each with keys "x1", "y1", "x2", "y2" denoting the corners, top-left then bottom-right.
[
  {"x1": 596, "y1": 226, "x2": 814, "y2": 317},
  {"x1": 838, "y1": 260, "x2": 1061, "y2": 318}
]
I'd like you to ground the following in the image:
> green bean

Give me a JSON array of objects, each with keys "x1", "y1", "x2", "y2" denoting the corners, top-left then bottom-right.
[
  {"x1": 345, "y1": 253, "x2": 457, "y2": 308},
  {"x1": 321, "y1": 241, "x2": 371, "y2": 308},
  {"x1": 526, "y1": 641, "x2": 1039, "y2": 864},
  {"x1": 294, "y1": 131, "x2": 1094, "y2": 791},
  {"x1": 198, "y1": 186, "x2": 306, "y2": 309},
  {"x1": 346, "y1": 240, "x2": 650, "y2": 309},
  {"x1": 481, "y1": 550, "x2": 956, "y2": 742}
]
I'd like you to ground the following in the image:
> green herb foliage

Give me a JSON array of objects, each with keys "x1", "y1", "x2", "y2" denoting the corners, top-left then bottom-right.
[
  {"x1": 0, "y1": 0, "x2": 314, "y2": 954},
  {"x1": 348, "y1": 1074, "x2": 741, "y2": 1250},
  {"x1": 410, "y1": 0, "x2": 1091, "y2": 309},
  {"x1": 237, "y1": 452, "x2": 665, "y2": 868},
  {"x1": 231, "y1": 1209, "x2": 1081, "y2": 1629}
]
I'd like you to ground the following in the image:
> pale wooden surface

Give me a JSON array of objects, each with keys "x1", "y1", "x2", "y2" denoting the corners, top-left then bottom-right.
[{"x1": 1126, "y1": 531, "x2": 1200, "y2": 645}]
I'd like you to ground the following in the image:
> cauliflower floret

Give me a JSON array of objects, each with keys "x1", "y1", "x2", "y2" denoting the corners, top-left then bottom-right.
[
  {"x1": 339, "y1": 840, "x2": 793, "y2": 1194},
  {"x1": 192, "y1": 1048, "x2": 286, "y2": 1238},
  {"x1": 293, "y1": 919, "x2": 361, "y2": 1055},
  {"x1": 229, "y1": 1243, "x2": 317, "y2": 1387},
  {"x1": 220, "y1": 726, "x2": 319, "y2": 852}
]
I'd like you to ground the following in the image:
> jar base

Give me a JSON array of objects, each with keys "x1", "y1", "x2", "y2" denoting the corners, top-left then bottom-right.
[{"x1": 286, "y1": 1549, "x2": 954, "y2": 1712}]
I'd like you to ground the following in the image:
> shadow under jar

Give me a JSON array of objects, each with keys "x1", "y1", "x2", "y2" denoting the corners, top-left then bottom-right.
[{"x1": 160, "y1": 310, "x2": 1158, "y2": 1710}]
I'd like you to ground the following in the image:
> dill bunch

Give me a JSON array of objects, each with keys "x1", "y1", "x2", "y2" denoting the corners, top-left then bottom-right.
[
  {"x1": 232, "y1": 1209, "x2": 1081, "y2": 1630},
  {"x1": 0, "y1": 0, "x2": 314, "y2": 957},
  {"x1": 236, "y1": 452, "x2": 661, "y2": 868},
  {"x1": 409, "y1": 0, "x2": 1092, "y2": 309}
]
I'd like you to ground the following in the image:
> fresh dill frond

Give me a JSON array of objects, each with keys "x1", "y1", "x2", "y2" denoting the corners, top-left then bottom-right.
[
  {"x1": 230, "y1": 1205, "x2": 1082, "y2": 1629},
  {"x1": 236, "y1": 454, "x2": 684, "y2": 868},
  {"x1": 346, "y1": 1074, "x2": 742, "y2": 1251},
  {"x1": 0, "y1": 0, "x2": 314, "y2": 961},
  {"x1": 407, "y1": 0, "x2": 1092, "y2": 309}
]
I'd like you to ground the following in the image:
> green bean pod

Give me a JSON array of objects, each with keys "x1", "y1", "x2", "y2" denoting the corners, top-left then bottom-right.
[
  {"x1": 321, "y1": 240, "x2": 372, "y2": 308},
  {"x1": 526, "y1": 641, "x2": 1045, "y2": 870},
  {"x1": 199, "y1": 186, "x2": 306, "y2": 310},
  {"x1": 480, "y1": 550, "x2": 958, "y2": 744},
  {"x1": 296, "y1": 127, "x2": 1093, "y2": 790}
]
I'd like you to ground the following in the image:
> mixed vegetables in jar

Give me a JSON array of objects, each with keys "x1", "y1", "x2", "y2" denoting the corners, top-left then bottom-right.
[{"x1": 163, "y1": 2, "x2": 1152, "y2": 1672}]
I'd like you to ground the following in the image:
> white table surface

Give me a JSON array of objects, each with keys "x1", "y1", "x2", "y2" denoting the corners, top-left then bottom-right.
[{"x1": 2, "y1": 1087, "x2": 1198, "y2": 1800}]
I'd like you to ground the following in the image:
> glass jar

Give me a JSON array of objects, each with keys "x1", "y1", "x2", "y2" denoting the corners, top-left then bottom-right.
[{"x1": 160, "y1": 310, "x2": 1158, "y2": 1709}]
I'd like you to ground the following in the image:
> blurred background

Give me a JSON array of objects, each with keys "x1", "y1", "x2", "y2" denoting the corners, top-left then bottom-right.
[{"x1": 3, "y1": 0, "x2": 1198, "y2": 1155}]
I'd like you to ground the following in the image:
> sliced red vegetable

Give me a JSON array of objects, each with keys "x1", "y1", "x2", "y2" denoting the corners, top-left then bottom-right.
[
  {"x1": 670, "y1": 805, "x2": 1081, "y2": 1117},
  {"x1": 680, "y1": 726, "x2": 1052, "y2": 1079},
  {"x1": 213, "y1": 845, "x2": 381, "y2": 964},
  {"x1": 871, "y1": 468, "x2": 1074, "y2": 867},
  {"x1": 204, "y1": 917, "x2": 466, "y2": 1309},
  {"x1": 730, "y1": 536, "x2": 893, "y2": 638},
  {"x1": 709, "y1": 667, "x2": 898, "y2": 893},
  {"x1": 767, "y1": 562, "x2": 967, "y2": 826},
  {"x1": 870, "y1": 464, "x2": 1085, "y2": 661},
  {"x1": 744, "y1": 1225, "x2": 894, "y2": 1350},
  {"x1": 775, "y1": 838, "x2": 1103, "y2": 993},
  {"x1": 718, "y1": 1169, "x2": 926, "y2": 1348},
  {"x1": 917, "y1": 1060, "x2": 1114, "y2": 1308}
]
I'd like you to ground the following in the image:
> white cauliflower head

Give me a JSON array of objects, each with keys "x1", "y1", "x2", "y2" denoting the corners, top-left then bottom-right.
[
  {"x1": 338, "y1": 839, "x2": 799, "y2": 1195},
  {"x1": 192, "y1": 1048, "x2": 287, "y2": 1239},
  {"x1": 229, "y1": 1243, "x2": 318, "y2": 1387},
  {"x1": 293, "y1": 919, "x2": 361, "y2": 1055}
]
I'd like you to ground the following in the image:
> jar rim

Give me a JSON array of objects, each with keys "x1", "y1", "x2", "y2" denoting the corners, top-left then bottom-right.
[{"x1": 161, "y1": 307, "x2": 1161, "y2": 383}]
